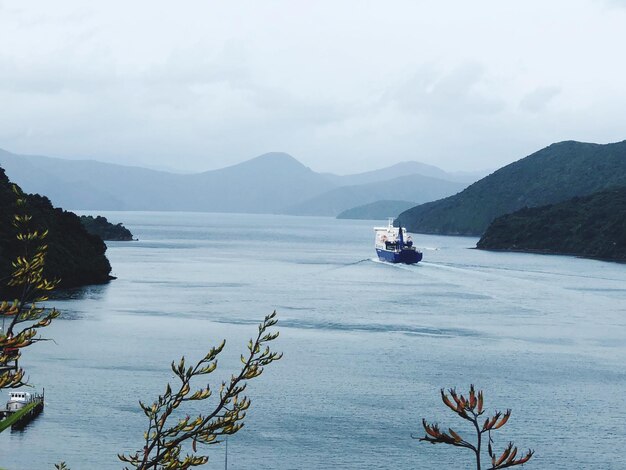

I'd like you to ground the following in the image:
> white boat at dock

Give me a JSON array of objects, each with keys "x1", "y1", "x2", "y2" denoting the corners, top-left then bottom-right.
[{"x1": 0, "y1": 390, "x2": 45, "y2": 431}]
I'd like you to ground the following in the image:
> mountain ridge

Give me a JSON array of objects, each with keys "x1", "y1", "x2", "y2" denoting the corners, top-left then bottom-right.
[
  {"x1": 0, "y1": 148, "x2": 472, "y2": 215},
  {"x1": 284, "y1": 173, "x2": 465, "y2": 216},
  {"x1": 396, "y1": 140, "x2": 626, "y2": 236},
  {"x1": 337, "y1": 200, "x2": 418, "y2": 220}
]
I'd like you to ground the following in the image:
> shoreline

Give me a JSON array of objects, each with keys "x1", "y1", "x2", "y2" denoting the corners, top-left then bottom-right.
[{"x1": 475, "y1": 246, "x2": 626, "y2": 264}]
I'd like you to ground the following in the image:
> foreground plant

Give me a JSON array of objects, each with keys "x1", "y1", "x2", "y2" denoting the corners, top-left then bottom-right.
[
  {"x1": 0, "y1": 185, "x2": 59, "y2": 391},
  {"x1": 0, "y1": 186, "x2": 281, "y2": 468},
  {"x1": 417, "y1": 385, "x2": 534, "y2": 469},
  {"x1": 118, "y1": 311, "x2": 282, "y2": 470}
]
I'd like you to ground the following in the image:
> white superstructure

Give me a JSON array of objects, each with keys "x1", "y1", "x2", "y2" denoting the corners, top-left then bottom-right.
[
  {"x1": 373, "y1": 218, "x2": 410, "y2": 250},
  {"x1": 6, "y1": 391, "x2": 32, "y2": 412}
]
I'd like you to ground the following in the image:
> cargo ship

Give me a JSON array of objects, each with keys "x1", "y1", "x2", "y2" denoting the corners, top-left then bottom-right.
[{"x1": 374, "y1": 219, "x2": 422, "y2": 264}]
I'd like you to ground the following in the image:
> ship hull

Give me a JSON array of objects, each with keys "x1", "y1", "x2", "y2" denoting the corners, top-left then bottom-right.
[{"x1": 376, "y1": 248, "x2": 422, "y2": 264}]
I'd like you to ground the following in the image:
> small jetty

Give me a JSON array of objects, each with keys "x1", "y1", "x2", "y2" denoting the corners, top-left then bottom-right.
[{"x1": 0, "y1": 389, "x2": 45, "y2": 432}]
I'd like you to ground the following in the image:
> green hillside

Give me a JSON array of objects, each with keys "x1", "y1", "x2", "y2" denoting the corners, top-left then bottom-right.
[
  {"x1": 396, "y1": 140, "x2": 626, "y2": 235},
  {"x1": 477, "y1": 187, "x2": 626, "y2": 261},
  {"x1": 0, "y1": 167, "x2": 112, "y2": 295}
]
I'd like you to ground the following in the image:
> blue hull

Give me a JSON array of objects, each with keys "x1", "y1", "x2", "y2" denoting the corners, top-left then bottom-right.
[{"x1": 376, "y1": 248, "x2": 422, "y2": 264}]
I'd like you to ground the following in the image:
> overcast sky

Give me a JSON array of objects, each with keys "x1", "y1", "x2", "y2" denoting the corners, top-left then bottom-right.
[{"x1": 1, "y1": 1, "x2": 625, "y2": 174}]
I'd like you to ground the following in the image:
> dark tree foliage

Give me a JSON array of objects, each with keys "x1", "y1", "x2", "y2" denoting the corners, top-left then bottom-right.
[
  {"x1": 0, "y1": 167, "x2": 112, "y2": 295},
  {"x1": 477, "y1": 187, "x2": 626, "y2": 261},
  {"x1": 79, "y1": 215, "x2": 134, "y2": 241}
]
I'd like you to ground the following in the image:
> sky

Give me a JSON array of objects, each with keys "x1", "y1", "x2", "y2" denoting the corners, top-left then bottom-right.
[{"x1": 1, "y1": 0, "x2": 626, "y2": 174}]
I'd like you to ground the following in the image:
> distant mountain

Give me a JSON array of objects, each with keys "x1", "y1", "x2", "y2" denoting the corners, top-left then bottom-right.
[
  {"x1": 0, "y1": 148, "x2": 181, "y2": 210},
  {"x1": 322, "y1": 161, "x2": 484, "y2": 185},
  {"x1": 337, "y1": 200, "x2": 418, "y2": 220},
  {"x1": 477, "y1": 187, "x2": 626, "y2": 262},
  {"x1": 0, "y1": 148, "x2": 477, "y2": 216},
  {"x1": 447, "y1": 169, "x2": 491, "y2": 184},
  {"x1": 396, "y1": 140, "x2": 626, "y2": 236},
  {"x1": 0, "y1": 150, "x2": 335, "y2": 213},
  {"x1": 183, "y1": 152, "x2": 337, "y2": 213},
  {"x1": 322, "y1": 161, "x2": 448, "y2": 185},
  {"x1": 282, "y1": 173, "x2": 466, "y2": 216},
  {"x1": 0, "y1": 168, "x2": 112, "y2": 294}
]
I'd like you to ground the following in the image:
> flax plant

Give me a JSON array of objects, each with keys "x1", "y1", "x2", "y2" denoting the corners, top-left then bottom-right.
[
  {"x1": 0, "y1": 185, "x2": 59, "y2": 391},
  {"x1": 0, "y1": 186, "x2": 282, "y2": 468},
  {"x1": 417, "y1": 385, "x2": 534, "y2": 469},
  {"x1": 118, "y1": 311, "x2": 282, "y2": 470}
]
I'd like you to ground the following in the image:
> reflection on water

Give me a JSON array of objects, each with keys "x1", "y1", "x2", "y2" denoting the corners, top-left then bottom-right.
[
  {"x1": 50, "y1": 283, "x2": 110, "y2": 301},
  {"x1": 1, "y1": 212, "x2": 626, "y2": 469}
]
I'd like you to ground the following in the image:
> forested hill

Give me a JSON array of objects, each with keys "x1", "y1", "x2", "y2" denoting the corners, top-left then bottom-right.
[
  {"x1": 79, "y1": 215, "x2": 134, "y2": 241},
  {"x1": 396, "y1": 140, "x2": 626, "y2": 236},
  {"x1": 0, "y1": 167, "x2": 112, "y2": 294},
  {"x1": 476, "y1": 187, "x2": 626, "y2": 262}
]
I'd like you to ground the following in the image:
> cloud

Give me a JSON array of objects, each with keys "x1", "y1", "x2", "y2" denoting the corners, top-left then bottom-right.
[
  {"x1": 519, "y1": 86, "x2": 561, "y2": 113},
  {"x1": 391, "y1": 63, "x2": 505, "y2": 119},
  {"x1": 0, "y1": 1, "x2": 625, "y2": 174}
]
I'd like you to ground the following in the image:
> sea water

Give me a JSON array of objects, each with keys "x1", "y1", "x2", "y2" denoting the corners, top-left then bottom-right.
[{"x1": 1, "y1": 212, "x2": 625, "y2": 469}]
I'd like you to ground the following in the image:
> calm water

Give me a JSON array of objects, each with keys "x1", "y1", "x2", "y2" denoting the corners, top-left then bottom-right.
[{"x1": 1, "y1": 212, "x2": 625, "y2": 469}]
